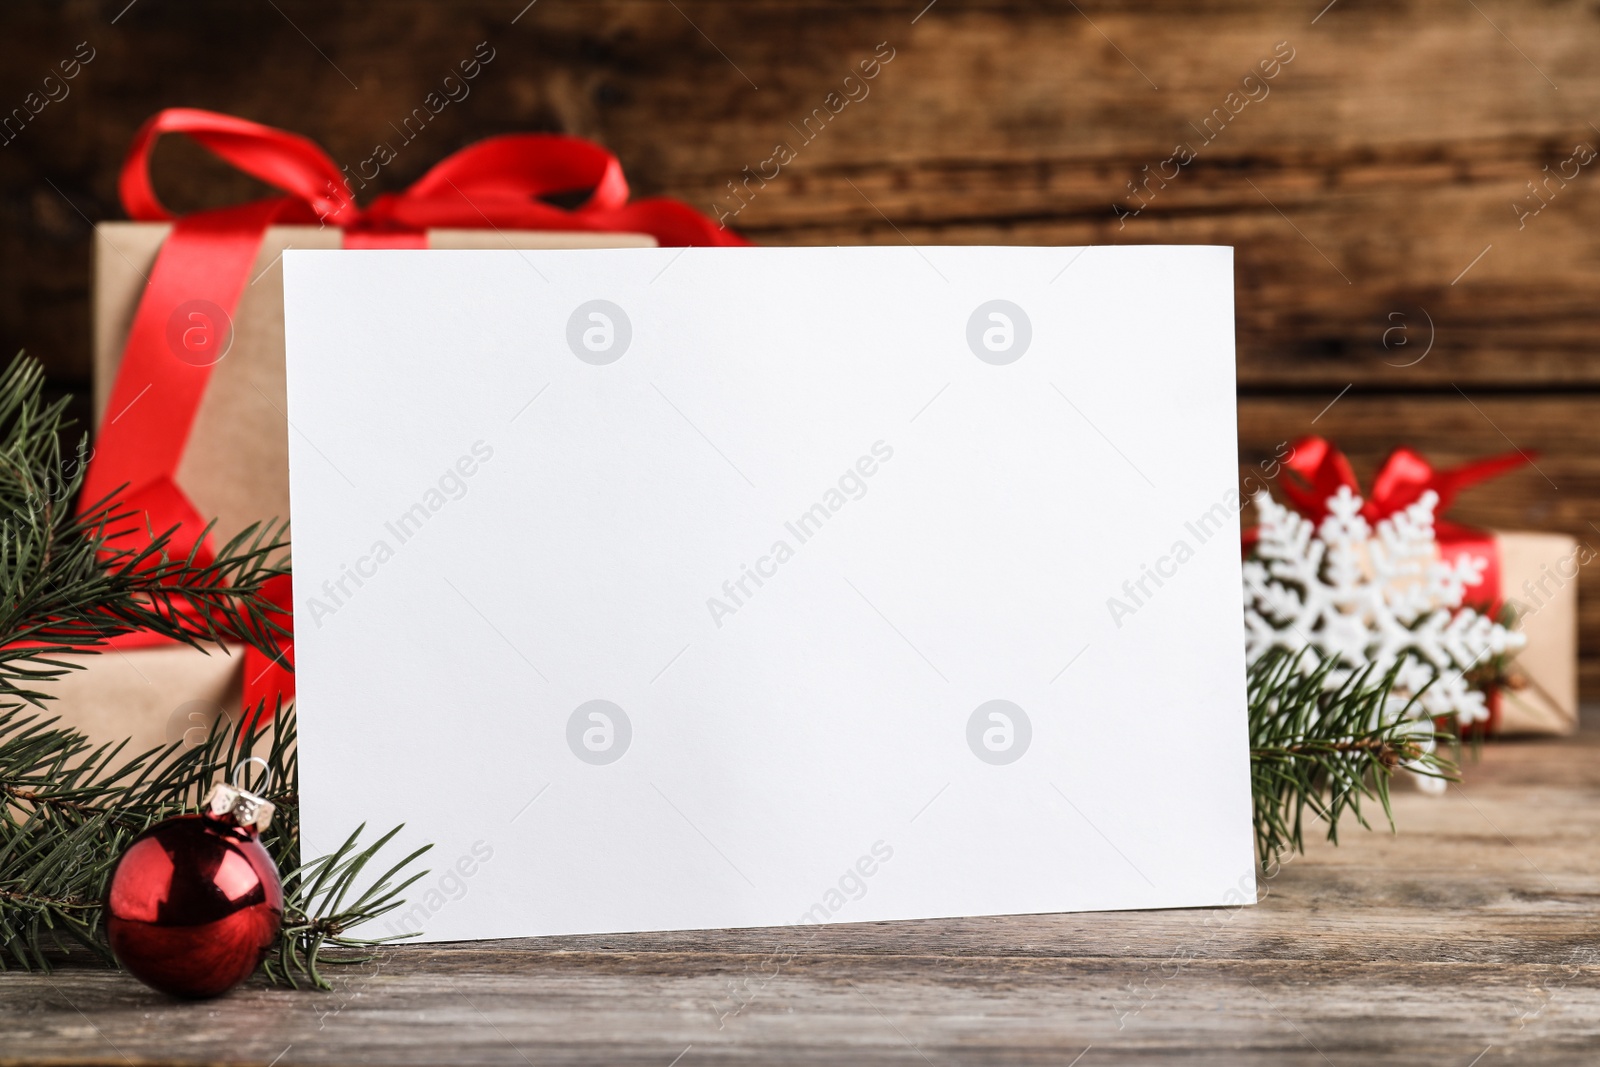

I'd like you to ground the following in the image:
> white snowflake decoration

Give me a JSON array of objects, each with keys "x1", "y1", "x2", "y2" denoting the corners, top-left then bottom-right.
[{"x1": 1245, "y1": 485, "x2": 1525, "y2": 735}]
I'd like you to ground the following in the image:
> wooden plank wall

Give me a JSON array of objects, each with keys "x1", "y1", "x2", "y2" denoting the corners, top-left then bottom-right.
[{"x1": 4, "y1": 0, "x2": 1598, "y2": 688}]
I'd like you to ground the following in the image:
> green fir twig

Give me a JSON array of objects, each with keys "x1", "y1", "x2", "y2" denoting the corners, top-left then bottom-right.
[
  {"x1": 0, "y1": 354, "x2": 292, "y2": 707},
  {"x1": 0, "y1": 701, "x2": 430, "y2": 987},
  {"x1": 0, "y1": 352, "x2": 427, "y2": 988},
  {"x1": 1249, "y1": 648, "x2": 1457, "y2": 870}
]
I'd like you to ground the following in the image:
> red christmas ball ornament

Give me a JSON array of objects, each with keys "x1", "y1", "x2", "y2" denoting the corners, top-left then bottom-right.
[{"x1": 104, "y1": 760, "x2": 284, "y2": 999}]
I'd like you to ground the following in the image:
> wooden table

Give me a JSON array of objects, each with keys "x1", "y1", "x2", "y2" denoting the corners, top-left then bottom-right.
[{"x1": 7, "y1": 716, "x2": 1599, "y2": 1067}]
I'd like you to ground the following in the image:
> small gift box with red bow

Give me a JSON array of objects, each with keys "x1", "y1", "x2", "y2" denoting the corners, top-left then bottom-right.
[
  {"x1": 1260, "y1": 436, "x2": 1579, "y2": 736},
  {"x1": 53, "y1": 109, "x2": 745, "y2": 751}
]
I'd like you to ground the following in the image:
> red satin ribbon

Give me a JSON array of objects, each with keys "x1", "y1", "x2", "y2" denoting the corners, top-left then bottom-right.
[
  {"x1": 80, "y1": 109, "x2": 747, "y2": 723},
  {"x1": 1270, "y1": 435, "x2": 1531, "y2": 545},
  {"x1": 1255, "y1": 435, "x2": 1534, "y2": 732}
]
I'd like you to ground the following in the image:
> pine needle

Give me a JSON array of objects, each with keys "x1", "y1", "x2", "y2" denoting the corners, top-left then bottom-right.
[
  {"x1": 0, "y1": 701, "x2": 430, "y2": 986},
  {"x1": 1249, "y1": 648, "x2": 1456, "y2": 870},
  {"x1": 0, "y1": 352, "x2": 428, "y2": 988}
]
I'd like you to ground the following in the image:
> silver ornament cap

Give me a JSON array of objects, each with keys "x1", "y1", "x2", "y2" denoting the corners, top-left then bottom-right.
[{"x1": 205, "y1": 756, "x2": 276, "y2": 832}]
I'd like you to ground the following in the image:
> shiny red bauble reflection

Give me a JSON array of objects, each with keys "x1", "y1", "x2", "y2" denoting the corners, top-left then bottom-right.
[{"x1": 104, "y1": 813, "x2": 283, "y2": 999}]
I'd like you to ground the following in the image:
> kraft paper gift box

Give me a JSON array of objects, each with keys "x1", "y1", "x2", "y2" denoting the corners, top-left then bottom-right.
[
  {"x1": 1381, "y1": 529, "x2": 1578, "y2": 735},
  {"x1": 1492, "y1": 530, "x2": 1579, "y2": 735},
  {"x1": 44, "y1": 223, "x2": 654, "y2": 753}
]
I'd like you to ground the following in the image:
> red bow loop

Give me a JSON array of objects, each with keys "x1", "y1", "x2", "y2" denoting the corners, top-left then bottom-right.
[
  {"x1": 1278, "y1": 435, "x2": 1534, "y2": 528},
  {"x1": 120, "y1": 108, "x2": 356, "y2": 227},
  {"x1": 1277, "y1": 435, "x2": 1360, "y2": 520},
  {"x1": 359, "y1": 134, "x2": 743, "y2": 246},
  {"x1": 395, "y1": 133, "x2": 631, "y2": 215},
  {"x1": 1364, "y1": 446, "x2": 1436, "y2": 518},
  {"x1": 118, "y1": 109, "x2": 747, "y2": 247}
]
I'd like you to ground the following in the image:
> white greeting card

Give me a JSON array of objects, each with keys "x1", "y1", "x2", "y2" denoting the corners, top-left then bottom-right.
[{"x1": 282, "y1": 245, "x2": 1254, "y2": 941}]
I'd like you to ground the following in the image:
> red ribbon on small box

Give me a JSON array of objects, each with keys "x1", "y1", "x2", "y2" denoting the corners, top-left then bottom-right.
[
  {"x1": 80, "y1": 108, "x2": 749, "y2": 723},
  {"x1": 1251, "y1": 435, "x2": 1535, "y2": 729}
]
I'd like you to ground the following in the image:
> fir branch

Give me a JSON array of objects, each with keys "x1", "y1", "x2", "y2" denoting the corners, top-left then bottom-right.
[
  {"x1": 0, "y1": 353, "x2": 291, "y2": 709},
  {"x1": 0, "y1": 352, "x2": 427, "y2": 988},
  {"x1": 268, "y1": 822, "x2": 431, "y2": 989},
  {"x1": 1249, "y1": 648, "x2": 1456, "y2": 870},
  {"x1": 0, "y1": 700, "x2": 429, "y2": 987}
]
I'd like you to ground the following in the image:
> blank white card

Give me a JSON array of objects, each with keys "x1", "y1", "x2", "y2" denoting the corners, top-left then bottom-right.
[{"x1": 283, "y1": 245, "x2": 1254, "y2": 941}]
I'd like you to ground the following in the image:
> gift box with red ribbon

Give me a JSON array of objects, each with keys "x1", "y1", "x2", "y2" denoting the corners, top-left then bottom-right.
[
  {"x1": 52, "y1": 108, "x2": 745, "y2": 752},
  {"x1": 1255, "y1": 436, "x2": 1578, "y2": 736}
]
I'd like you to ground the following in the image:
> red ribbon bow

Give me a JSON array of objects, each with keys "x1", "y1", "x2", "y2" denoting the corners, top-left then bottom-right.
[
  {"x1": 1270, "y1": 435, "x2": 1532, "y2": 542},
  {"x1": 81, "y1": 109, "x2": 748, "y2": 722}
]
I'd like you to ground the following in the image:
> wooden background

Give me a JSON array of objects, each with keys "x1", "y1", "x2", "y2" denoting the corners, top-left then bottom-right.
[{"x1": 3, "y1": 0, "x2": 1599, "y2": 686}]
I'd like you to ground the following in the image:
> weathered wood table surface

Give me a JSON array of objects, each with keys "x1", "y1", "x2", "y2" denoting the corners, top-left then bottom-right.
[{"x1": 6, "y1": 715, "x2": 1599, "y2": 1067}]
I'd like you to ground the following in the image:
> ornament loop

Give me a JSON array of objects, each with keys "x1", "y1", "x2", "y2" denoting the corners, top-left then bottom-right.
[
  {"x1": 233, "y1": 756, "x2": 272, "y2": 793},
  {"x1": 206, "y1": 758, "x2": 276, "y2": 833}
]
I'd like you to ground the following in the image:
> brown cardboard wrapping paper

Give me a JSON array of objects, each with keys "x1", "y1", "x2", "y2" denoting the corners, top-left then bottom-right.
[
  {"x1": 49, "y1": 224, "x2": 654, "y2": 748},
  {"x1": 40, "y1": 643, "x2": 242, "y2": 756},
  {"x1": 1495, "y1": 531, "x2": 1579, "y2": 735}
]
